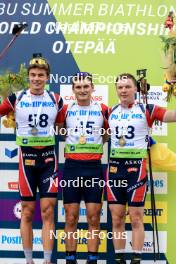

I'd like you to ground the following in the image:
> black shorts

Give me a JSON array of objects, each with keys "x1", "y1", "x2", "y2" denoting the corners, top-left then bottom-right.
[
  {"x1": 19, "y1": 146, "x2": 58, "y2": 201},
  {"x1": 107, "y1": 158, "x2": 148, "y2": 207},
  {"x1": 62, "y1": 159, "x2": 104, "y2": 204}
]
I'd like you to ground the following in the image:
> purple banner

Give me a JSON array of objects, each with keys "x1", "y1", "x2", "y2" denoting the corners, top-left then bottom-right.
[{"x1": 0, "y1": 199, "x2": 41, "y2": 222}]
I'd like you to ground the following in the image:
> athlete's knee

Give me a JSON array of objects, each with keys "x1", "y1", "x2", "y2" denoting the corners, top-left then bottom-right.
[
  {"x1": 87, "y1": 212, "x2": 100, "y2": 228},
  {"x1": 130, "y1": 211, "x2": 143, "y2": 229},
  {"x1": 65, "y1": 212, "x2": 79, "y2": 227},
  {"x1": 21, "y1": 203, "x2": 35, "y2": 223},
  {"x1": 41, "y1": 204, "x2": 54, "y2": 222},
  {"x1": 111, "y1": 211, "x2": 125, "y2": 228}
]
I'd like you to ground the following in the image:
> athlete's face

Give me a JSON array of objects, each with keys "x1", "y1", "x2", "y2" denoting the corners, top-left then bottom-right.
[
  {"x1": 28, "y1": 68, "x2": 48, "y2": 94},
  {"x1": 72, "y1": 79, "x2": 94, "y2": 105},
  {"x1": 116, "y1": 78, "x2": 137, "y2": 107}
]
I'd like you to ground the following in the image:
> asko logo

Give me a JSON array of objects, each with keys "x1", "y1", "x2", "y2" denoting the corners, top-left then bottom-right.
[{"x1": 64, "y1": 95, "x2": 103, "y2": 101}]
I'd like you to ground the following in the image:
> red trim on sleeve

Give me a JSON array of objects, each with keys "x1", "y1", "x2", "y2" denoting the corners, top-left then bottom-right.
[
  {"x1": 146, "y1": 105, "x2": 166, "y2": 127},
  {"x1": 0, "y1": 98, "x2": 14, "y2": 116},
  {"x1": 109, "y1": 107, "x2": 112, "y2": 116},
  {"x1": 54, "y1": 93, "x2": 61, "y2": 105},
  {"x1": 19, "y1": 150, "x2": 33, "y2": 197},
  {"x1": 101, "y1": 103, "x2": 109, "y2": 129},
  {"x1": 53, "y1": 93, "x2": 59, "y2": 102},
  {"x1": 55, "y1": 104, "x2": 68, "y2": 123}
]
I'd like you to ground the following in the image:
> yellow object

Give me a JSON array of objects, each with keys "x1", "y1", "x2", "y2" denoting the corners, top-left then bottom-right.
[
  {"x1": 150, "y1": 143, "x2": 176, "y2": 171},
  {"x1": 173, "y1": 83, "x2": 176, "y2": 95},
  {"x1": 173, "y1": 87, "x2": 176, "y2": 95},
  {"x1": 2, "y1": 111, "x2": 16, "y2": 128},
  {"x1": 126, "y1": 201, "x2": 167, "y2": 224},
  {"x1": 57, "y1": 229, "x2": 107, "y2": 252},
  {"x1": 162, "y1": 82, "x2": 170, "y2": 92},
  {"x1": 29, "y1": 57, "x2": 48, "y2": 67}
]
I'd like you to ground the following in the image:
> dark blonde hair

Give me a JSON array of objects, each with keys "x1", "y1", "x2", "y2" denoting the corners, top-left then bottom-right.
[
  {"x1": 115, "y1": 73, "x2": 137, "y2": 87},
  {"x1": 72, "y1": 72, "x2": 93, "y2": 87}
]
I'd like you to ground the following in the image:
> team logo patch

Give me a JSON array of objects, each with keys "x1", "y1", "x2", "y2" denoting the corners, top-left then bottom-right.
[
  {"x1": 45, "y1": 157, "x2": 54, "y2": 163},
  {"x1": 110, "y1": 166, "x2": 118, "y2": 173},
  {"x1": 70, "y1": 146, "x2": 75, "y2": 151},
  {"x1": 22, "y1": 138, "x2": 28, "y2": 144},
  {"x1": 25, "y1": 159, "x2": 36, "y2": 166},
  {"x1": 111, "y1": 149, "x2": 115, "y2": 156},
  {"x1": 127, "y1": 167, "x2": 138, "y2": 173}
]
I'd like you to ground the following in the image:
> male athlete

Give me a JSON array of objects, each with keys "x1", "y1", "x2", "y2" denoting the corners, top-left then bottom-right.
[
  {"x1": 0, "y1": 55, "x2": 63, "y2": 264},
  {"x1": 58, "y1": 72, "x2": 108, "y2": 264},
  {"x1": 107, "y1": 73, "x2": 176, "y2": 264}
]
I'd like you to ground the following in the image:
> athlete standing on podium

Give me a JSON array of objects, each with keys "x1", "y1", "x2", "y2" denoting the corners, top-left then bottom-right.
[
  {"x1": 58, "y1": 72, "x2": 108, "y2": 264},
  {"x1": 108, "y1": 73, "x2": 176, "y2": 264},
  {"x1": 0, "y1": 54, "x2": 63, "y2": 264}
]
